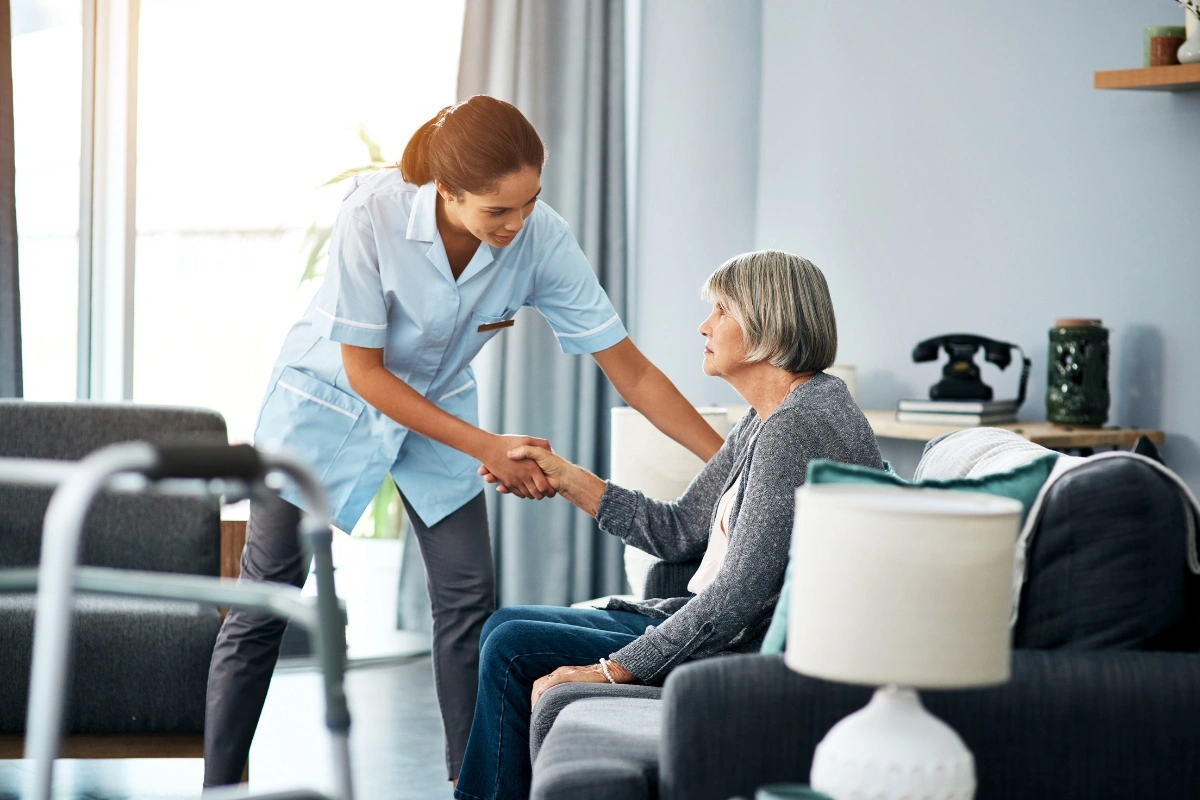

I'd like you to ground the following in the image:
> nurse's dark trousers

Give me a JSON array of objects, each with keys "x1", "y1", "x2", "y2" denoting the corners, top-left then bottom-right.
[{"x1": 203, "y1": 490, "x2": 494, "y2": 786}]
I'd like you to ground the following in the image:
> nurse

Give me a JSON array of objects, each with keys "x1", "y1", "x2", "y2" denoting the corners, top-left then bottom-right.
[{"x1": 203, "y1": 95, "x2": 725, "y2": 788}]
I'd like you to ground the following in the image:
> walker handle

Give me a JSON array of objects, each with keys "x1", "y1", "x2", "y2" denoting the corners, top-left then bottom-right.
[{"x1": 142, "y1": 444, "x2": 263, "y2": 481}]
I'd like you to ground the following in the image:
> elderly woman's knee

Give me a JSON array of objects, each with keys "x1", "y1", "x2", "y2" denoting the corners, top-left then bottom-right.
[
  {"x1": 480, "y1": 608, "x2": 543, "y2": 654},
  {"x1": 478, "y1": 618, "x2": 551, "y2": 682}
]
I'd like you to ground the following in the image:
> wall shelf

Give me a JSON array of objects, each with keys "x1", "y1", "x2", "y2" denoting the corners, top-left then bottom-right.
[{"x1": 1094, "y1": 63, "x2": 1200, "y2": 91}]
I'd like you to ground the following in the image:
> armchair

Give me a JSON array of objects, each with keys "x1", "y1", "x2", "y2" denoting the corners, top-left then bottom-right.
[{"x1": 0, "y1": 401, "x2": 231, "y2": 759}]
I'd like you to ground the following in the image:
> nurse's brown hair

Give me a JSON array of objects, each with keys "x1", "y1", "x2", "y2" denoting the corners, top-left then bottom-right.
[{"x1": 400, "y1": 95, "x2": 546, "y2": 196}]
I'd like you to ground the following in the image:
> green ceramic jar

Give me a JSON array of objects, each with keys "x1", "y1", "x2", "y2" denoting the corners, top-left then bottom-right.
[{"x1": 1045, "y1": 319, "x2": 1109, "y2": 425}]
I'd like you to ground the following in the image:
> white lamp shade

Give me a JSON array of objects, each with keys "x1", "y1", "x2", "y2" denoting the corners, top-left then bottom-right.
[
  {"x1": 609, "y1": 407, "x2": 728, "y2": 500},
  {"x1": 785, "y1": 484, "x2": 1020, "y2": 689},
  {"x1": 611, "y1": 407, "x2": 728, "y2": 598}
]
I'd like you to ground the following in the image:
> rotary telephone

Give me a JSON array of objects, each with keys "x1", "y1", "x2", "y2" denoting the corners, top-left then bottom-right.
[{"x1": 912, "y1": 334, "x2": 1031, "y2": 407}]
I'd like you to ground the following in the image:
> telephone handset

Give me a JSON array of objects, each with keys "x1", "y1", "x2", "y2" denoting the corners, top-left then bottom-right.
[{"x1": 912, "y1": 334, "x2": 1031, "y2": 407}]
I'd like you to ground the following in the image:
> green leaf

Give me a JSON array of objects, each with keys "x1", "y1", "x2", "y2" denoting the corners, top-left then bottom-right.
[
  {"x1": 368, "y1": 476, "x2": 403, "y2": 539},
  {"x1": 320, "y1": 164, "x2": 389, "y2": 188},
  {"x1": 300, "y1": 226, "x2": 333, "y2": 284},
  {"x1": 303, "y1": 125, "x2": 393, "y2": 285},
  {"x1": 358, "y1": 123, "x2": 386, "y2": 164}
]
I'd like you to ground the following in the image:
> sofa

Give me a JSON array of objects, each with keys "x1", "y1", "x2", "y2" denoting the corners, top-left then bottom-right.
[
  {"x1": 529, "y1": 436, "x2": 1200, "y2": 800},
  {"x1": 0, "y1": 401, "x2": 229, "y2": 759}
]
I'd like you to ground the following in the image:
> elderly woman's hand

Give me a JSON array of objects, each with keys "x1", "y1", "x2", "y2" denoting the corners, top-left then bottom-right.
[
  {"x1": 531, "y1": 660, "x2": 636, "y2": 708},
  {"x1": 478, "y1": 444, "x2": 573, "y2": 493},
  {"x1": 505, "y1": 445, "x2": 574, "y2": 490}
]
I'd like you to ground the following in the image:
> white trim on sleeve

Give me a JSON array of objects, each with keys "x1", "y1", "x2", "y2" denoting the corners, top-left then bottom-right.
[
  {"x1": 278, "y1": 380, "x2": 359, "y2": 419},
  {"x1": 439, "y1": 379, "x2": 476, "y2": 402},
  {"x1": 553, "y1": 314, "x2": 620, "y2": 340},
  {"x1": 315, "y1": 306, "x2": 388, "y2": 330}
]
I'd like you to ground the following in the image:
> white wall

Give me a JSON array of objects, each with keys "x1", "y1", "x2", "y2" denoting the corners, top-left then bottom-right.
[
  {"x1": 754, "y1": 0, "x2": 1200, "y2": 484},
  {"x1": 632, "y1": 0, "x2": 1200, "y2": 488},
  {"x1": 632, "y1": 0, "x2": 762, "y2": 406}
]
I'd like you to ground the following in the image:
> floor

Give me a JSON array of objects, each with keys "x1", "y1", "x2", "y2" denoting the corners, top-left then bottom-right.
[{"x1": 0, "y1": 654, "x2": 452, "y2": 800}]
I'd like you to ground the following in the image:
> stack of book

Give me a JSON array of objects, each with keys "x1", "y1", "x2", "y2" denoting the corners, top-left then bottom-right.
[{"x1": 895, "y1": 398, "x2": 1018, "y2": 426}]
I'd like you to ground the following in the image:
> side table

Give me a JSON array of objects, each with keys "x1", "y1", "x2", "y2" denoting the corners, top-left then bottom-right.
[{"x1": 862, "y1": 409, "x2": 1165, "y2": 453}]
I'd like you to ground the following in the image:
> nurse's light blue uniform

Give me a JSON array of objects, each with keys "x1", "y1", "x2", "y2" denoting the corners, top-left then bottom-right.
[{"x1": 254, "y1": 172, "x2": 627, "y2": 531}]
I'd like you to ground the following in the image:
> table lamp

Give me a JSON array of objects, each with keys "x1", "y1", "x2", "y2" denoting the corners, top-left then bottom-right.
[
  {"x1": 785, "y1": 484, "x2": 1021, "y2": 800},
  {"x1": 610, "y1": 406, "x2": 728, "y2": 596}
]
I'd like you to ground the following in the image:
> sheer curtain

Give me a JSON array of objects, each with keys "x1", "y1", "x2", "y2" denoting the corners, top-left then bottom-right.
[
  {"x1": 0, "y1": 0, "x2": 21, "y2": 399},
  {"x1": 459, "y1": 0, "x2": 628, "y2": 606}
]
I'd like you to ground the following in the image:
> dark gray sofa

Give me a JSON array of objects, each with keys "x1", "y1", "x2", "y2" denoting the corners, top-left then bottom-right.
[
  {"x1": 531, "y1": 452, "x2": 1200, "y2": 800},
  {"x1": 0, "y1": 401, "x2": 228, "y2": 756}
]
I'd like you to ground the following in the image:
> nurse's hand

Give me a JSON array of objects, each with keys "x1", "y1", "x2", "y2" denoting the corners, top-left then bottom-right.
[
  {"x1": 500, "y1": 445, "x2": 574, "y2": 492},
  {"x1": 486, "y1": 445, "x2": 606, "y2": 517},
  {"x1": 481, "y1": 434, "x2": 556, "y2": 500}
]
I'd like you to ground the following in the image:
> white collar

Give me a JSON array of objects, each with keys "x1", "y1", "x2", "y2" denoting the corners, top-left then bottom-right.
[{"x1": 406, "y1": 181, "x2": 439, "y2": 243}]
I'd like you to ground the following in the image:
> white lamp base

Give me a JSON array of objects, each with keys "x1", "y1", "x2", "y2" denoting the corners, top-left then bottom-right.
[{"x1": 810, "y1": 685, "x2": 975, "y2": 800}]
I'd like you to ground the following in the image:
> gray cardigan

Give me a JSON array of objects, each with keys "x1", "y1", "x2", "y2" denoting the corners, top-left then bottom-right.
[{"x1": 596, "y1": 372, "x2": 884, "y2": 683}]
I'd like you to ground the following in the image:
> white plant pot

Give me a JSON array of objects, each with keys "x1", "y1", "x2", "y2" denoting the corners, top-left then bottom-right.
[{"x1": 332, "y1": 535, "x2": 403, "y2": 632}]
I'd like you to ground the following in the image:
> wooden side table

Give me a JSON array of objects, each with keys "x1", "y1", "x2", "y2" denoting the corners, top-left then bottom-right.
[
  {"x1": 862, "y1": 409, "x2": 1165, "y2": 451},
  {"x1": 220, "y1": 500, "x2": 249, "y2": 580}
]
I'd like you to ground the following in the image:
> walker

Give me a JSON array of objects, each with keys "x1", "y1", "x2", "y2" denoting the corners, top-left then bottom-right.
[{"x1": 0, "y1": 442, "x2": 353, "y2": 800}]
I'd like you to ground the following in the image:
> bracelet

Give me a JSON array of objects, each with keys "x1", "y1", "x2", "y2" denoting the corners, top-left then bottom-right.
[{"x1": 599, "y1": 657, "x2": 617, "y2": 684}]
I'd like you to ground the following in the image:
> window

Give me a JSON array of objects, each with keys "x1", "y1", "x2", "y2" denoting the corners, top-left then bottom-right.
[
  {"x1": 133, "y1": 0, "x2": 465, "y2": 442},
  {"x1": 11, "y1": 0, "x2": 82, "y2": 400}
]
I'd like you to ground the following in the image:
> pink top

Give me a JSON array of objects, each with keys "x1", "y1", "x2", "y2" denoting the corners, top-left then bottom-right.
[{"x1": 687, "y1": 473, "x2": 743, "y2": 594}]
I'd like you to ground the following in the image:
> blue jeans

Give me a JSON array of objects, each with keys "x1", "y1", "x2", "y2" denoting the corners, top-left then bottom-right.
[{"x1": 452, "y1": 605, "x2": 665, "y2": 800}]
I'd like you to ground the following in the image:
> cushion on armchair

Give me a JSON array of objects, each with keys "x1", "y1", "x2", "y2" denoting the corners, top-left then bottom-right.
[
  {"x1": 760, "y1": 452, "x2": 1057, "y2": 653},
  {"x1": 0, "y1": 594, "x2": 220, "y2": 733},
  {"x1": 531, "y1": 697, "x2": 663, "y2": 800},
  {"x1": 642, "y1": 557, "x2": 702, "y2": 600},
  {"x1": 0, "y1": 401, "x2": 229, "y2": 734}
]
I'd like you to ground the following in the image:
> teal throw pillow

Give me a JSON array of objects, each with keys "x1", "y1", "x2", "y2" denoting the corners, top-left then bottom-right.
[{"x1": 760, "y1": 454, "x2": 1058, "y2": 654}]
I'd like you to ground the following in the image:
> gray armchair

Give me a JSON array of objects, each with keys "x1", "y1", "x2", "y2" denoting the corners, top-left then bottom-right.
[{"x1": 0, "y1": 401, "x2": 229, "y2": 759}]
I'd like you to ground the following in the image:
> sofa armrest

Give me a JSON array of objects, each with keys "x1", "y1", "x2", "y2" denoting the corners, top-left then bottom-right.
[
  {"x1": 643, "y1": 558, "x2": 702, "y2": 600},
  {"x1": 660, "y1": 650, "x2": 1200, "y2": 800},
  {"x1": 531, "y1": 682, "x2": 664, "y2": 762}
]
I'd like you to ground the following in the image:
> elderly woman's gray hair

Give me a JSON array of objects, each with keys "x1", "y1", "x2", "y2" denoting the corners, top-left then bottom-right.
[{"x1": 701, "y1": 250, "x2": 837, "y2": 374}]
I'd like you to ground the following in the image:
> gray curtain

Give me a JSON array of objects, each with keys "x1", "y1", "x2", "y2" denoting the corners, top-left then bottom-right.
[
  {"x1": 0, "y1": 0, "x2": 20, "y2": 398},
  {"x1": 459, "y1": 0, "x2": 628, "y2": 607}
]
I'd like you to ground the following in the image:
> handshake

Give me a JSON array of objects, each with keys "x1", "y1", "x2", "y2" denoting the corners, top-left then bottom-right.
[{"x1": 476, "y1": 433, "x2": 572, "y2": 501}]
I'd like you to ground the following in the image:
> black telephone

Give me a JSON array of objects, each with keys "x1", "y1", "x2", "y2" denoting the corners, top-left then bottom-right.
[{"x1": 912, "y1": 334, "x2": 1031, "y2": 407}]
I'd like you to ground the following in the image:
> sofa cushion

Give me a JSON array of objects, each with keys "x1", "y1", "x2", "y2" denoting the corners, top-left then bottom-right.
[
  {"x1": 1014, "y1": 456, "x2": 1192, "y2": 650},
  {"x1": 532, "y1": 682, "x2": 664, "y2": 762},
  {"x1": 0, "y1": 486, "x2": 221, "y2": 575},
  {"x1": 0, "y1": 593, "x2": 222, "y2": 733},
  {"x1": 805, "y1": 454, "x2": 1056, "y2": 522},
  {"x1": 531, "y1": 697, "x2": 662, "y2": 800},
  {"x1": 0, "y1": 401, "x2": 227, "y2": 576}
]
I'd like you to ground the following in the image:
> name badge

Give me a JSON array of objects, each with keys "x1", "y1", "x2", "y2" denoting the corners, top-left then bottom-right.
[{"x1": 477, "y1": 319, "x2": 516, "y2": 333}]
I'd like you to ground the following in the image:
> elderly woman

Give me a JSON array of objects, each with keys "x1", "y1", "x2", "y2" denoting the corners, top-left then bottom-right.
[{"x1": 452, "y1": 250, "x2": 884, "y2": 800}]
